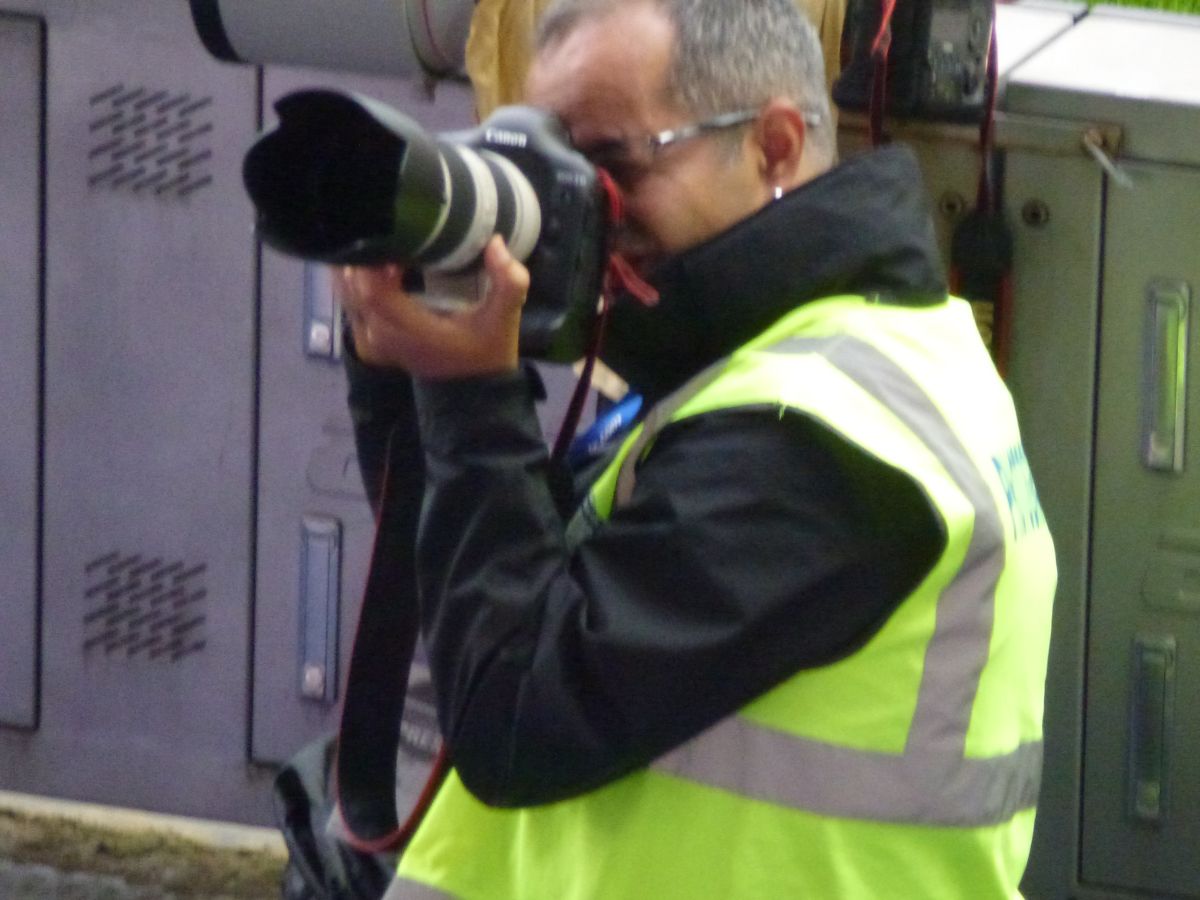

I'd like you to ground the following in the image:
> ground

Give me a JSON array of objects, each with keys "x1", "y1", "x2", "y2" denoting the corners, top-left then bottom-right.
[{"x1": 0, "y1": 807, "x2": 285, "y2": 899}]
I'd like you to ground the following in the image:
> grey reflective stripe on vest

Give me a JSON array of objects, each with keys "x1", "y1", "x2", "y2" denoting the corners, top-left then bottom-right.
[
  {"x1": 624, "y1": 335, "x2": 1040, "y2": 827},
  {"x1": 383, "y1": 877, "x2": 458, "y2": 900},
  {"x1": 614, "y1": 356, "x2": 730, "y2": 507}
]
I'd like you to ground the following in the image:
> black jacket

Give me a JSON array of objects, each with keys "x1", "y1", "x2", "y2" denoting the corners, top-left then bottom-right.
[{"x1": 346, "y1": 145, "x2": 948, "y2": 808}]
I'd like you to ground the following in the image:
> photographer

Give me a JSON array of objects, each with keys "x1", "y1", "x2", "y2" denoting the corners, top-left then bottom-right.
[{"x1": 338, "y1": 0, "x2": 1056, "y2": 897}]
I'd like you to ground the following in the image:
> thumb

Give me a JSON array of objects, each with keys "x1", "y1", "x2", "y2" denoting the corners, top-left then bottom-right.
[{"x1": 480, "y1": 235, "x2": 531, "y2": 314}]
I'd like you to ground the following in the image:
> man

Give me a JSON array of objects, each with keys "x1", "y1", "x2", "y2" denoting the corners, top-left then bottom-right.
[{"x1": 338, "y1": 0, "x2": 1057, "y2": 896}]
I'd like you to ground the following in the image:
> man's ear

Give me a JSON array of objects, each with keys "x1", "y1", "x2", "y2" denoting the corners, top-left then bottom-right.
[{"x1": 754, "y1": 99, "x2": 808, "y2": 188}]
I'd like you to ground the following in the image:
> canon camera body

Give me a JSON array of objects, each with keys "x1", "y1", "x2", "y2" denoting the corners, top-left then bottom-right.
[{"x1": 243, "y1": 90, "x2": 608, "y2": 362}]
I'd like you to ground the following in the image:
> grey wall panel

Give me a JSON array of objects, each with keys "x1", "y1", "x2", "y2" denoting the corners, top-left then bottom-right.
[
  {"x1": 1003, "y1": 151, "x2": 1103, "y2": 900},
  {"x1": 1083, "y1": 161, "x2": 1200, "y2": 898},
  {"x1": 251, "y1": 68, "x2": 476, "y2": 763},
  {"x1": 0, "y1": 14, "x2": 43, "y2": 729},
  {"x1": 0, "y1": 0, "x2": 267, "y2": 821}
]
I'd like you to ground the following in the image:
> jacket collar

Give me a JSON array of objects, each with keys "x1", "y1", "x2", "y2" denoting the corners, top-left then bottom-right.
[{"x1": 602, "y1": 144, "x2": 948, "y2": 404}]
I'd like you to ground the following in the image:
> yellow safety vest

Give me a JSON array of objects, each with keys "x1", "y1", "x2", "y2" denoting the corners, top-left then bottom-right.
[{"x1": 389, "y1": 295, "x2": 1057, "y2": 900}]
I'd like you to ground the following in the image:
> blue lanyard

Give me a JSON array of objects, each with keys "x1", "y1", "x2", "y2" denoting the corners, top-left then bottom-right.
[{"x1": 566, "y1": 393, "x2": 643, "y2": 467}]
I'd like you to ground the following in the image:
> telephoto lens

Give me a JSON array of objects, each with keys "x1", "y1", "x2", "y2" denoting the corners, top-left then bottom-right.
[
  {"x1": 244, "y1": 90, "x2": 541, "y2": 272},
  {"x1": 243, "y1": 89, "x2": 609, "y2": 361}
]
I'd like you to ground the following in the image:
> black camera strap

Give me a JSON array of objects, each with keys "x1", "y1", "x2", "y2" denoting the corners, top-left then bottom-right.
[
  {"x1": 333, "y1": 423, "x2": 446, "y2": 856},
  {"x1": 334, "y1": 383, "x2": 611, "y2": 855},
  {"x1": 333, "y1": 212, "x2": 650, "y2": 853}
]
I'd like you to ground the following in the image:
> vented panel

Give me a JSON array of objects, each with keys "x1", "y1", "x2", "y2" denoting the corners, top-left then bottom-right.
[
  {"x1": 87, "y1": 83, "x2": 214, "y2": 198},
  {"x1": 4, "y1": 0, "x2": 264, "y2": 823},
  {"x1": 82, "y1": 552, "x2": 208, "y2": 662}
]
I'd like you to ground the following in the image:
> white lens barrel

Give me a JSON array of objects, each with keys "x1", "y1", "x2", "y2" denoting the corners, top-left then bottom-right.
[
  {"x1": 481, "y1": 151, "x2": 542, "y2": 265},
  {"x1": 427, "y1": 147, "x2": 501, "y2": 274}
]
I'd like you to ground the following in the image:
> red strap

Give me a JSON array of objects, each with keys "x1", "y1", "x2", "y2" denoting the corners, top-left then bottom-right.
[
  {"x1": 605, "y1": 253, "x2": 659, "y2": 307},
  {"x1": 975, "y1": 18, "x2": 1000, "y2": 213},
  {"x1": 596, "y1": 166, "x2": 625, "y2": 227},
  {"x1": 993, "y1": 270, "x2": 1013, "y2": 379},
  {"x1": 595, "y1": 168, "x2": 659, "y2": 308},
  {"x1": 869, "y1": 0, "x2": 896, "y2": 57},
  {"x1": 551, "y1": 297, "x2": 613, "y2": 461},
  {"x1": 551, "y1": 168, "x2": 656, "y2": 468},
  {"x1": 868, "y1": 0, "x2": 896, "y2": 147}
]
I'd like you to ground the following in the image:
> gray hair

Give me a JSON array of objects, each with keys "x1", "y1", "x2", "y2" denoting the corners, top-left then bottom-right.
[{"x1": 535, "y1": 0, "x2": 834, "y2": 163}]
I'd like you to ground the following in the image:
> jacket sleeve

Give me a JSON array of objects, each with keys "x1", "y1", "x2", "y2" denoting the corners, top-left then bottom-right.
[{"x1": 410, "y1": 371, "x2": 945, "y2": 808}]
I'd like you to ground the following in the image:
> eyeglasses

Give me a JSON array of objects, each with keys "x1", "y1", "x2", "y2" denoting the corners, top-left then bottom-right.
[
  {"x1": 645, "y1": 109, "x2": 762, "y2": 157},
  {"x1": 583, "y1": 107, "x2": 822, "y2": 184}
]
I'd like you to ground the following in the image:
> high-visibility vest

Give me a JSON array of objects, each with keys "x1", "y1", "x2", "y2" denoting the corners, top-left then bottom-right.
[{"x1": 388, "y1": 295, "x2": 1057, "y2": 900}]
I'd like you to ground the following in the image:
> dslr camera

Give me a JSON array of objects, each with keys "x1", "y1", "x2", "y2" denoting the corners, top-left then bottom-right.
[{"x1": 244, "y1": 89, "x2": 608, "y2": 363}]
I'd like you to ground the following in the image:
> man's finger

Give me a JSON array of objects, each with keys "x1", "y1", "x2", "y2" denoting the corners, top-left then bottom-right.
[{"x1": 481, "y1": 235, "x2": 530, "y2": 312}]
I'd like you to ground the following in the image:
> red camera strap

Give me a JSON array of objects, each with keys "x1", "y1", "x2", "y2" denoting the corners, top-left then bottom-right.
[
  {"x1": 868, "y1": 0, "x2": 897, "y2": 146},
  {"x1": 552, "y1": 168, "x2": 658, "y2": 460}
]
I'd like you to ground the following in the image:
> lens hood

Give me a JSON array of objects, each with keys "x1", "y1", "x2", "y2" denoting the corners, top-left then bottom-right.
[{"x1": 245, "y1": 90, "x2": 449, "y2": 265}]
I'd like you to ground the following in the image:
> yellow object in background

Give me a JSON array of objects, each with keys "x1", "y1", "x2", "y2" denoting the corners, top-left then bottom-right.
[
  {"x1": 466, "y1": 0, "x2": 846, "y2": 119},
  {"x1": 801, "y1": 0, "x2": 846, "y2": 96},
  {"x1": 465, "y1": 0, "x2": 555, "y2": 118}
]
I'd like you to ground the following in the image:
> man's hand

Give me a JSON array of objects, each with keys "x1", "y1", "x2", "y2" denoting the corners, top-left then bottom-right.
[{"x1": 335, "y1": 235, "x2": 530, "y2": 379}]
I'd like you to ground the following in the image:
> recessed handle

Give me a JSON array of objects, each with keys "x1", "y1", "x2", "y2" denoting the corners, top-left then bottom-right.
[
  {"x1": 299, "y1": 514, "x2": 342, "y2": 702},
  {"x1": 1128, "y1": 634, "x2": 1176, "y2": 824},
  {"x1": 1142, "y1": 281, "x2": 1190, "y2": 472},
  {"x1": 304, "y1": 263, "x2": 343, "y2": 360}
]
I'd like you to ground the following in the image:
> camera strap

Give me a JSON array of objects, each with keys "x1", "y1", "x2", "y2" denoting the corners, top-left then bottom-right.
[
  {"x1": 335, "y1": 344, "x2": 614, "y2": 856},
  {"x1": 973, "y1": 22, "x2": 1000, "y2": 215},
  {"x1": 551, "y1": 168, "x2": 658, "y2": 461},
  {"x1": 331, "y1": 169, "x2": 662, "y2": 858},
  {"x1": 332, "y1": 423, "x2": 447, "y2": 857},
  {"x1": 596, "y1": 168, "x2": 660, "y2": 309},
  {"x1": 867, "y1": 0, "x2": 897, "y2": 146}
]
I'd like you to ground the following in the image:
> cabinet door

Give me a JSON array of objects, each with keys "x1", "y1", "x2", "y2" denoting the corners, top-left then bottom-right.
[
  {"x1": 31, "y1": 0, "x2": 261, "y2": 821},
  {"x1": 1083, "y1": 162, "x2": 1200, "y2": 897},
  {"x1": 0, "y1": 14, "x2": 44, "y2": 729},
  {"x1": 1003, "y1": 147, "x2": 1103, "y2": 900}
]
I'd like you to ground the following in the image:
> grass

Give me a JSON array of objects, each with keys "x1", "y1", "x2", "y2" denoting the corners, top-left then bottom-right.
[
  {"x1": 1089, "y1": 0, "x2": 1200, "y2": 12},
  {"x1": 0, "y1": 807, "x2": 286, "y2": 898}
]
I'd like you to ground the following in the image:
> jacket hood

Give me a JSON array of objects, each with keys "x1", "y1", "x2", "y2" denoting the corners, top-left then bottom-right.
[{"x1": 601, "y1": 144, "x2": 948, "y2": 404}]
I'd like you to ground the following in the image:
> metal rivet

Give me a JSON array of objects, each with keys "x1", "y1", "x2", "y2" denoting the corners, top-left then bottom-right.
[
  {"x1": 938, "y1": 191, "x2": 967, "y2": 219},
  {"x1": 1022, "y1": 200, "x2": 1050, "y2": 228}
]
